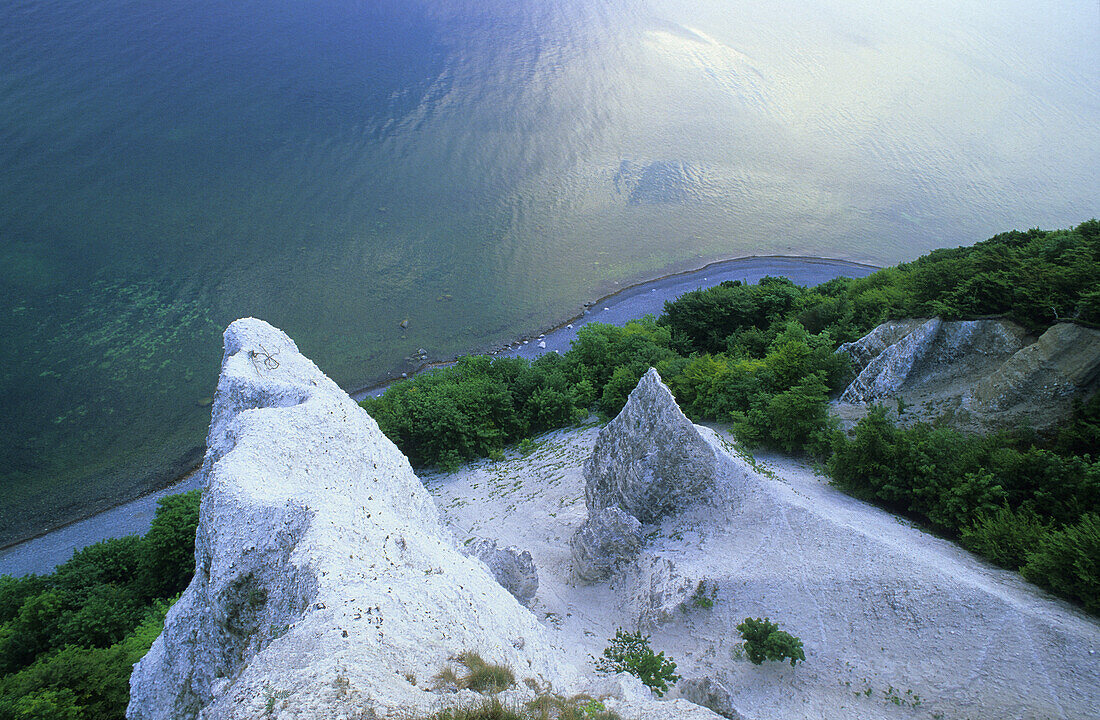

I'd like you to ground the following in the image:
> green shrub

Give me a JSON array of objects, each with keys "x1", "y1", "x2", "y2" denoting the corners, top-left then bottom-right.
[
  {"x1": 0, "y1": 575, "x2": 46, "y2": 625},
  {"x1": 55, "y1": 584, "x2": 144, "y2": 648},
  {"x1": 594, "y1": 628, "x2": 679, "y2": 697},
  {"x1": 138, "y1": 490, "x2": 201, "y2": 600},
  {"x1": 736, "y1": 617, "x2": 805, "y2": 666},
  {"x1": 518, "y1": 438, "x2": 538, "y2": 457},
  {"x1": 52, "y1": 536, "x2": 143, "y2": 602},
  {"x1": 761, "y1": 374, "x2": 830, "y2": 453},
  {"x1": 0, "y1": 644, "x2": 132, "y2": 720},
  {"x1": 1022, "y1": 513, "x2": 1100, "y2": 614},
  {"x1": 961, "y1": 505, "x2": 1051, "y2": 570},
  {"x1": 660, "y1": 276, "x2": 802, "y2": 355}
]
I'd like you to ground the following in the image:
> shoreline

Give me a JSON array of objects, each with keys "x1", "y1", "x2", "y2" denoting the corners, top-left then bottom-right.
[
  {"x1": 0, "y1": 253, "x2": 878, "y2": 575},
  {"x1": 348, "y1": 253, "x2": 880, "y2": 399}
]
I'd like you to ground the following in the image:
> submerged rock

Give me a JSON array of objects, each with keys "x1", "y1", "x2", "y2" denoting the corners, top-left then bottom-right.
[
  {"x1": 463, "y1": 538, "x2": 539, "y2": 606},
  {"x1": 127, "y1": 318, "x2": 575, "y2": 720}
]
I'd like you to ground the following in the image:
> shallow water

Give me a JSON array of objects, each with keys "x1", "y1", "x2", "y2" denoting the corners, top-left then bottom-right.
[{"x1": 1, "y1": 0, "x2": 1097, "y2": 545}]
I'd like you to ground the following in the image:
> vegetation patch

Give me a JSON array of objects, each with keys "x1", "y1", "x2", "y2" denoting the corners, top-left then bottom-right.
[
  {"x1": 427, "y1": 693, "x2": 621, "y2": 720},
  {"x1": 0, "y1": 490, "x2": 200, "y2": 719},
  {"x1": 593, "y1": 629, "x2": 679, "y2": 697},
  {"x1": 435, "y1": 652, "x2": 515, "y2": 695},
  {"x1": 736, "y1": 617, "x2": 805, "y2": 666}
]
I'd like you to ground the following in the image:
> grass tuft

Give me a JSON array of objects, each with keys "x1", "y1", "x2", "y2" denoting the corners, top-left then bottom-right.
[
  {"x1": 456, "y1": 651, "x2": 516, "y2": 694},
  {"x1": 426, "y1": 694, "x2": 621, "y2": 720}
]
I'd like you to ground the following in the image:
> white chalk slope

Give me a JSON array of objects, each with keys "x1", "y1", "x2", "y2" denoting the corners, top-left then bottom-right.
[{"x1": 429, "y1": 395, "x2": 1100, "y2": 720}]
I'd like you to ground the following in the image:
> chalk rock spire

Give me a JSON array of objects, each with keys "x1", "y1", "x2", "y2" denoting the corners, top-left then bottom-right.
[
  {"x1": 127, "y1": 318, "x2": 574, "y2": 720},
  {"x1": 572, "y1": 368, "x2": 718, "y2": 581}
]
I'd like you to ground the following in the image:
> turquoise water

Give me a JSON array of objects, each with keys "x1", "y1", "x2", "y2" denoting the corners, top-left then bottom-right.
[{"x1": 1, "y1": 0, "x2": 1098, "y2": 545}]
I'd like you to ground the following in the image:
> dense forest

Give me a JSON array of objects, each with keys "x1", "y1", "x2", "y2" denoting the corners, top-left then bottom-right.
[
  {"x1": 1, "y1": 220, "x2": 1097, "y2": 718},
  {"x1": 0, "y1": 492, "x2": 199, "y2": 719}
]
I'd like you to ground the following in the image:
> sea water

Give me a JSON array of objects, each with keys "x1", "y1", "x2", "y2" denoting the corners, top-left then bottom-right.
[{"x1": 1, "y1": 0, "x2": 1097, "y2": 544}]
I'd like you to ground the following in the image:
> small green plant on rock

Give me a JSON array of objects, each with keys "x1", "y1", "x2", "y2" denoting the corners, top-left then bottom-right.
[
  {"x1": 736, "y1": 617, "x2": 805, "y2": 666},
  {"x1": 594, "y1": 628, "x2": 679, "y2": 697},
  {"x1": 690, "y1": 580, "x2": 717, "y2": 609}
]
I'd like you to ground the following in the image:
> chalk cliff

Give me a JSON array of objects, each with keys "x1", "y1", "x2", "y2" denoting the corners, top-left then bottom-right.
[
  {"x1": 837, "y1": 318, "x2": 1100, "y2": 431},
  {"x1": 127, "y1": 319, "x2": 578, "y2": 720}
]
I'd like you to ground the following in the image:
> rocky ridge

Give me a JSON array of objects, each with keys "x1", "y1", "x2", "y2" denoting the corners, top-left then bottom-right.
[
  {"x1": 128, "y1": 319, "x2": 574, "y2": 720},
  {"x1": 128, "y1": 319, "x2": 721, "y2": 720}
]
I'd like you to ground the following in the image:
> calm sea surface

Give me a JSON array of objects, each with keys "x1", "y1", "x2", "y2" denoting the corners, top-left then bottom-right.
[{"x1": 1, "y1": 0, "x2": 1097, "y2": 545}]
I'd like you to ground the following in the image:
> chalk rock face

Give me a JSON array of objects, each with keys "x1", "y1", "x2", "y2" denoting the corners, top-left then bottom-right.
[
  {"x1": 626, "y1": 555, "x2": 699, "y2": 632},
  {"x1": 571, "y1": 506, "x2": 644, "y2": 582},
  {"x1": 840, "y1": 318, "x2": 1030, "y2": 403},
  {"x1": 972, "y1": 322, "x2": 1100, "y2": 416},
  {"x1": 572, "y1": 368, "x2": 717, "y2": 582},
  {"x1": 837, "y1": 318, "x2": 1100, "y2": 432},
  {"x1": 128, "y1": 318, "x2": 576, "y2": 720},
  {"x1": 677, "y1": 677, "x2": 744, "y2": 720},
  {"x1": 836, "y1": 318, "x2": 929, "y2": 369},
  {"x1": 584, "y1": 368, "x2": 719, "y2": 523},
  {"x1": 463, "y1": 538, "x2": 539, "y2": 606}
]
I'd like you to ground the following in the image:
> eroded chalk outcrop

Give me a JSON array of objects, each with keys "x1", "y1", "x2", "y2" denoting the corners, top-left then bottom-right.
[
  {"x1": 571, "y1": 506, "x2": 644, "y2": 583},
  {"x1": 127, "y1": 319, "x2": 577, "y2": 720},
  {"x1": 836, "y1": 318, "x2": 1100, "y2": 432},
  {"x1": 972, "y1": 322, "x2": 1100, "y2": 417},
  {"x1": 463, "y1": 538, "x2": 539, "y2": 606},
  {"x1": 572, "y1": 368, "x2": 718, "y2": 581},
  {"x1": 838, "y1": 318, "x2": 1029, "y2": 404}
]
